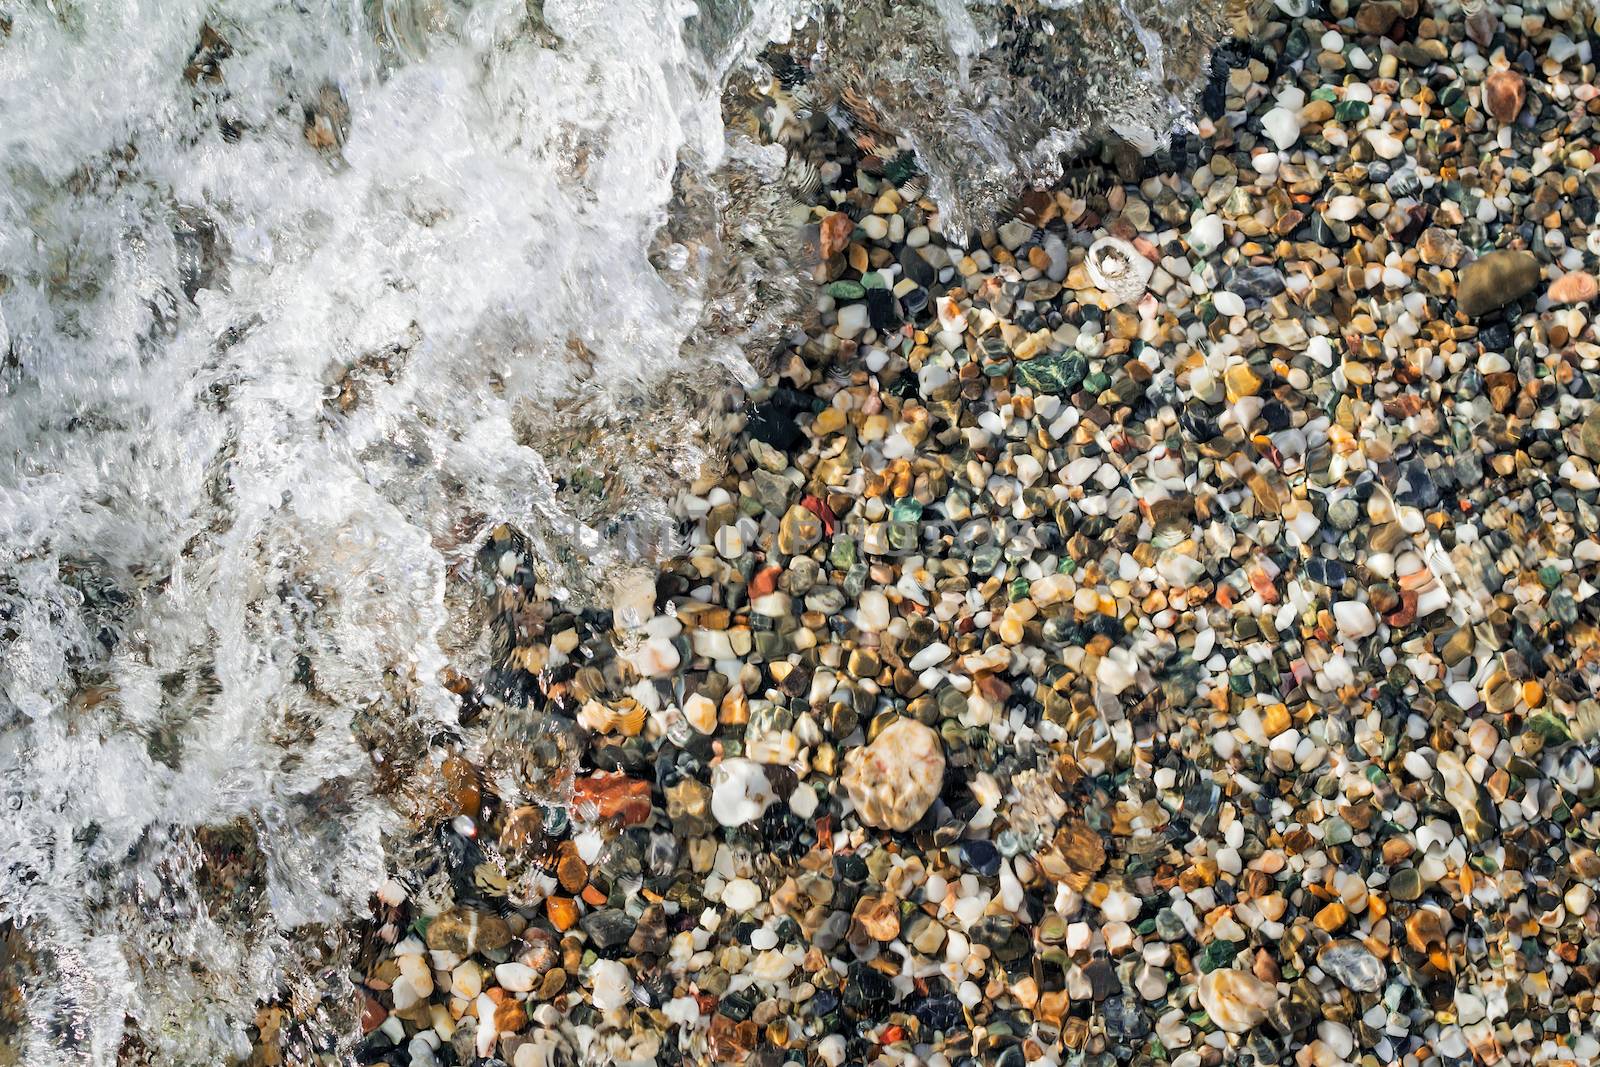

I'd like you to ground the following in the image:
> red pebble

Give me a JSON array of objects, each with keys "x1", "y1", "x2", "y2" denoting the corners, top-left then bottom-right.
[{"x1": 570, "y1": 774, "x2": 652, "y2": 826}]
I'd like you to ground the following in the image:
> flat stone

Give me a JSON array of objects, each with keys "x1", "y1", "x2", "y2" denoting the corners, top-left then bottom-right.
[{"x1": 1457, "y1": 250, "x2": 1540, "y2": 317}]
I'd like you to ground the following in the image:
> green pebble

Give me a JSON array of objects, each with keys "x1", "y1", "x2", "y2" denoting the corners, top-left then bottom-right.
[
  {"x1": 885, "y1": 521, "x2": 919, "y2": 553},
  {"x1": 1387, "y1": 867, "x2": 1422, "y2": 901},
  {"x1": 1013, "y1": 351, "x2": 1087, "y2": 395},
  {"x1": 889, "y1": 498, "x2": 923, "y2": 522},
  {"x1": 1525, "y1": 711, "x2": 1573, "y2": 744},
  {"x1": 830, "y1": 537, "x2": 856, "y2": 570},
  {"x1": 1198, "y1": 940, "x2": 1238, "y2": 972},
  {"x1": 826, "y1": 280, "x2": 866, "y2": 300},
  {"x1": 971, "y1": 543, "x2": 1003, "y2": 573},
  {"x1": 844, "y1": 562, "x2": 869, "y2": 598},
  {"x1": 1334, "y1": 100, "x2": 1369, "y2": 122}
]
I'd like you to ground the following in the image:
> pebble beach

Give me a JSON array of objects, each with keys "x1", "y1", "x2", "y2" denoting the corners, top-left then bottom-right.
[{"x1": 308, "y1": 3, "x2": 1600, "y2": 1067}]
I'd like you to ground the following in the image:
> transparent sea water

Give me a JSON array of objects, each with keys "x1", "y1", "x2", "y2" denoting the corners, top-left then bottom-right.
[{"x1": 0, "y1": 0, "x2": 1221, "y2": 1059}]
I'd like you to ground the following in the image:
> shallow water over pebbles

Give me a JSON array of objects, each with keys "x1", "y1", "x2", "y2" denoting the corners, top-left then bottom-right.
[{"x1": 0, "y1": 0, "x2": 1219, "y2": 1059}]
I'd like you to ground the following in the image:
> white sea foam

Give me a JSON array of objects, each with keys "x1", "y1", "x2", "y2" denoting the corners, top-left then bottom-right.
[{"x1": 0, "y1": 1, "x2": 796, "y2": 1059}]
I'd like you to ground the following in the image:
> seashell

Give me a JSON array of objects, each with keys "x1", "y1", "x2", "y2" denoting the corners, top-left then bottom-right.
[
  {"x1": 472, "y1": 860, "x2": 509, "y2": 897},
  {"x1": 575, "y1": 697, "x2": 645, "y2": 736},
  {"x1": 898, "y1": 174, "x2": 929, "y2": 203},
  {"x1": 1197, "y1": 967, "x2": 1280, "y2": 1033},
  {"x1": 1085, "y1": 236, "x2": 1154, "y2": 307},
  {"x1": 612, "y1": 699, "x2": 647, "y2": 737},
  {"x1": 841, "y1": 717, "x2": 946, "y2": 831}
]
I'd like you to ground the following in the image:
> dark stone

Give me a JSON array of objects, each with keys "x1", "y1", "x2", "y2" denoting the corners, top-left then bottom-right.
[
  {"x1": 746, "y1": 401, "x2": 802, "y2": 451},
  {"x1": 805, "y1": 990, "x2": 840, "y2": 1020},
  {"x1": 911, "y1": 992, "x2": 965, "y2": 1033},
  {"x1": 843, "y1": 961, "x2": 897, "y2": 1015},
  {"x1": 1102, "y1": 996, "x2": 1150, "y2": 1039},
  {"x1": 1479, "y1": 319, "x2": 1512, "y2": 351},
  {"x1": 1260, "y1": 400, "x2": 1291, "y2": 432},
  {"x1": 900, "y1": 286, "x2": 929, "y2": 318},
  {"x1": 580, "y1": 908, "x2": 636, "y2": 951},
  {"x1": 867, "y1": 287, "x2": 901, "y2": 332},
  {"x1": 718, "y1": 989, "x2": 757, "y2": 1022},
  {"x1": 960, "y1": 839, "x2": 1001, "y2": 877},
  {"x1": 1082, "y1": 958, "x2": 1121, "y2": 1000},
  {"x1": 900, "y1": 246, "x2": 936, "y2": 287},
  {"x1": 1013, "y1": 351, "x2": 1087, "y2": 395},
  {"x1": 972, "y1": 915, "x2": 1030, "y2": 961},
  {"x1": 1224, "y1": 264, "x2": 1286, "y2": 302},
  {"x1": 1183, "y1": 780, "x2": 1221, "y2": 820},
  {"x1": 1180, "y1": 404, "x2": 1220, "y2": 442},
  {"x1": 1396, "y1": 460, "x2": 1440, "y2": 509},
  {"x1": 812, "y1": 909, "x2": 851, "y2": 953},
  {"x1": 1309, "y1": 214, "x2": 1348, "y2": 247},
  {"x1": 1303, "y1": 558, "x2": 1346, "y2": 586}
]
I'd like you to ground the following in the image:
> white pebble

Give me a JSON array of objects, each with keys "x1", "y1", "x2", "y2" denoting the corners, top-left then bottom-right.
[
  {"x1": 1262, "y1": 107, "x2": 1303, "y2": 151},
  {"x1": 909, "y1": 642, "x2": 952, "y2": 671},
  {"x1": 1212, "y1": 291, "x2": 1246, "y2": 317},
  {"x1": 1364, "y1": 129, "x2": 1403, "y2": 159},
  {"x1": 1327, "y1": 195, "x2": 1364, "y2": 221},
  {"x1": 494, "y1": 963, "x2": 536, "y2": 992},
  {"x1": 722, "y1": 878, "x2": 762, "y2": 912},
  {"x1": 835, "y1": 303, "x2": 869, "y2": 337},
  {"x1": 711, "y1": 758, "x2": 776, "y2": 827},
  {"x1": 857, "y1": 589, "x2": 891, "y2": 632},
  {"x1": 1014, "y1": 453, "x2": 1044, "y2": 487},
  {"x1": 1189, "y1": 214, "x2": 1225, "y2": 256},
  {"x1": 1333, "y1": 601, "x2": 1376, "y2": 639},
  {"x1": 589, "y1": 959, "x2": 633, "y2": 1012}
]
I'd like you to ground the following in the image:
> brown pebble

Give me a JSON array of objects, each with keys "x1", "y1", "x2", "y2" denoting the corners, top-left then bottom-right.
[
  {"x1": 486, "y1": 988, "x2": 527, "y2": 1034},
  {"x1": 538, "y1": 967, "x2": 567, "y2": 999},
  {"x1": 1315, "y1": 901, "x2": 1349, "y2": 932},
  {"x1": 1484, "y1": 69, "x2": 1526, "y2": 125},
  {"x1": 852, "y1": 893, "x2": 902, "y2": 941},
  {"x1": 556, "y1": 842, "x2": 588, "y2": 894},
  {"x1": 819, "y1": 210, "x2": 854, "y2": 259},
  {"x1": 1354, "y1": 1, "x2": 1399, "y2": 33},
  {"x1": 545, "y1": 896, "x2": 578, "y2": 932},
  {"x1": 1405, "y1": 906, "x2": 1448, "y2": 953}
]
